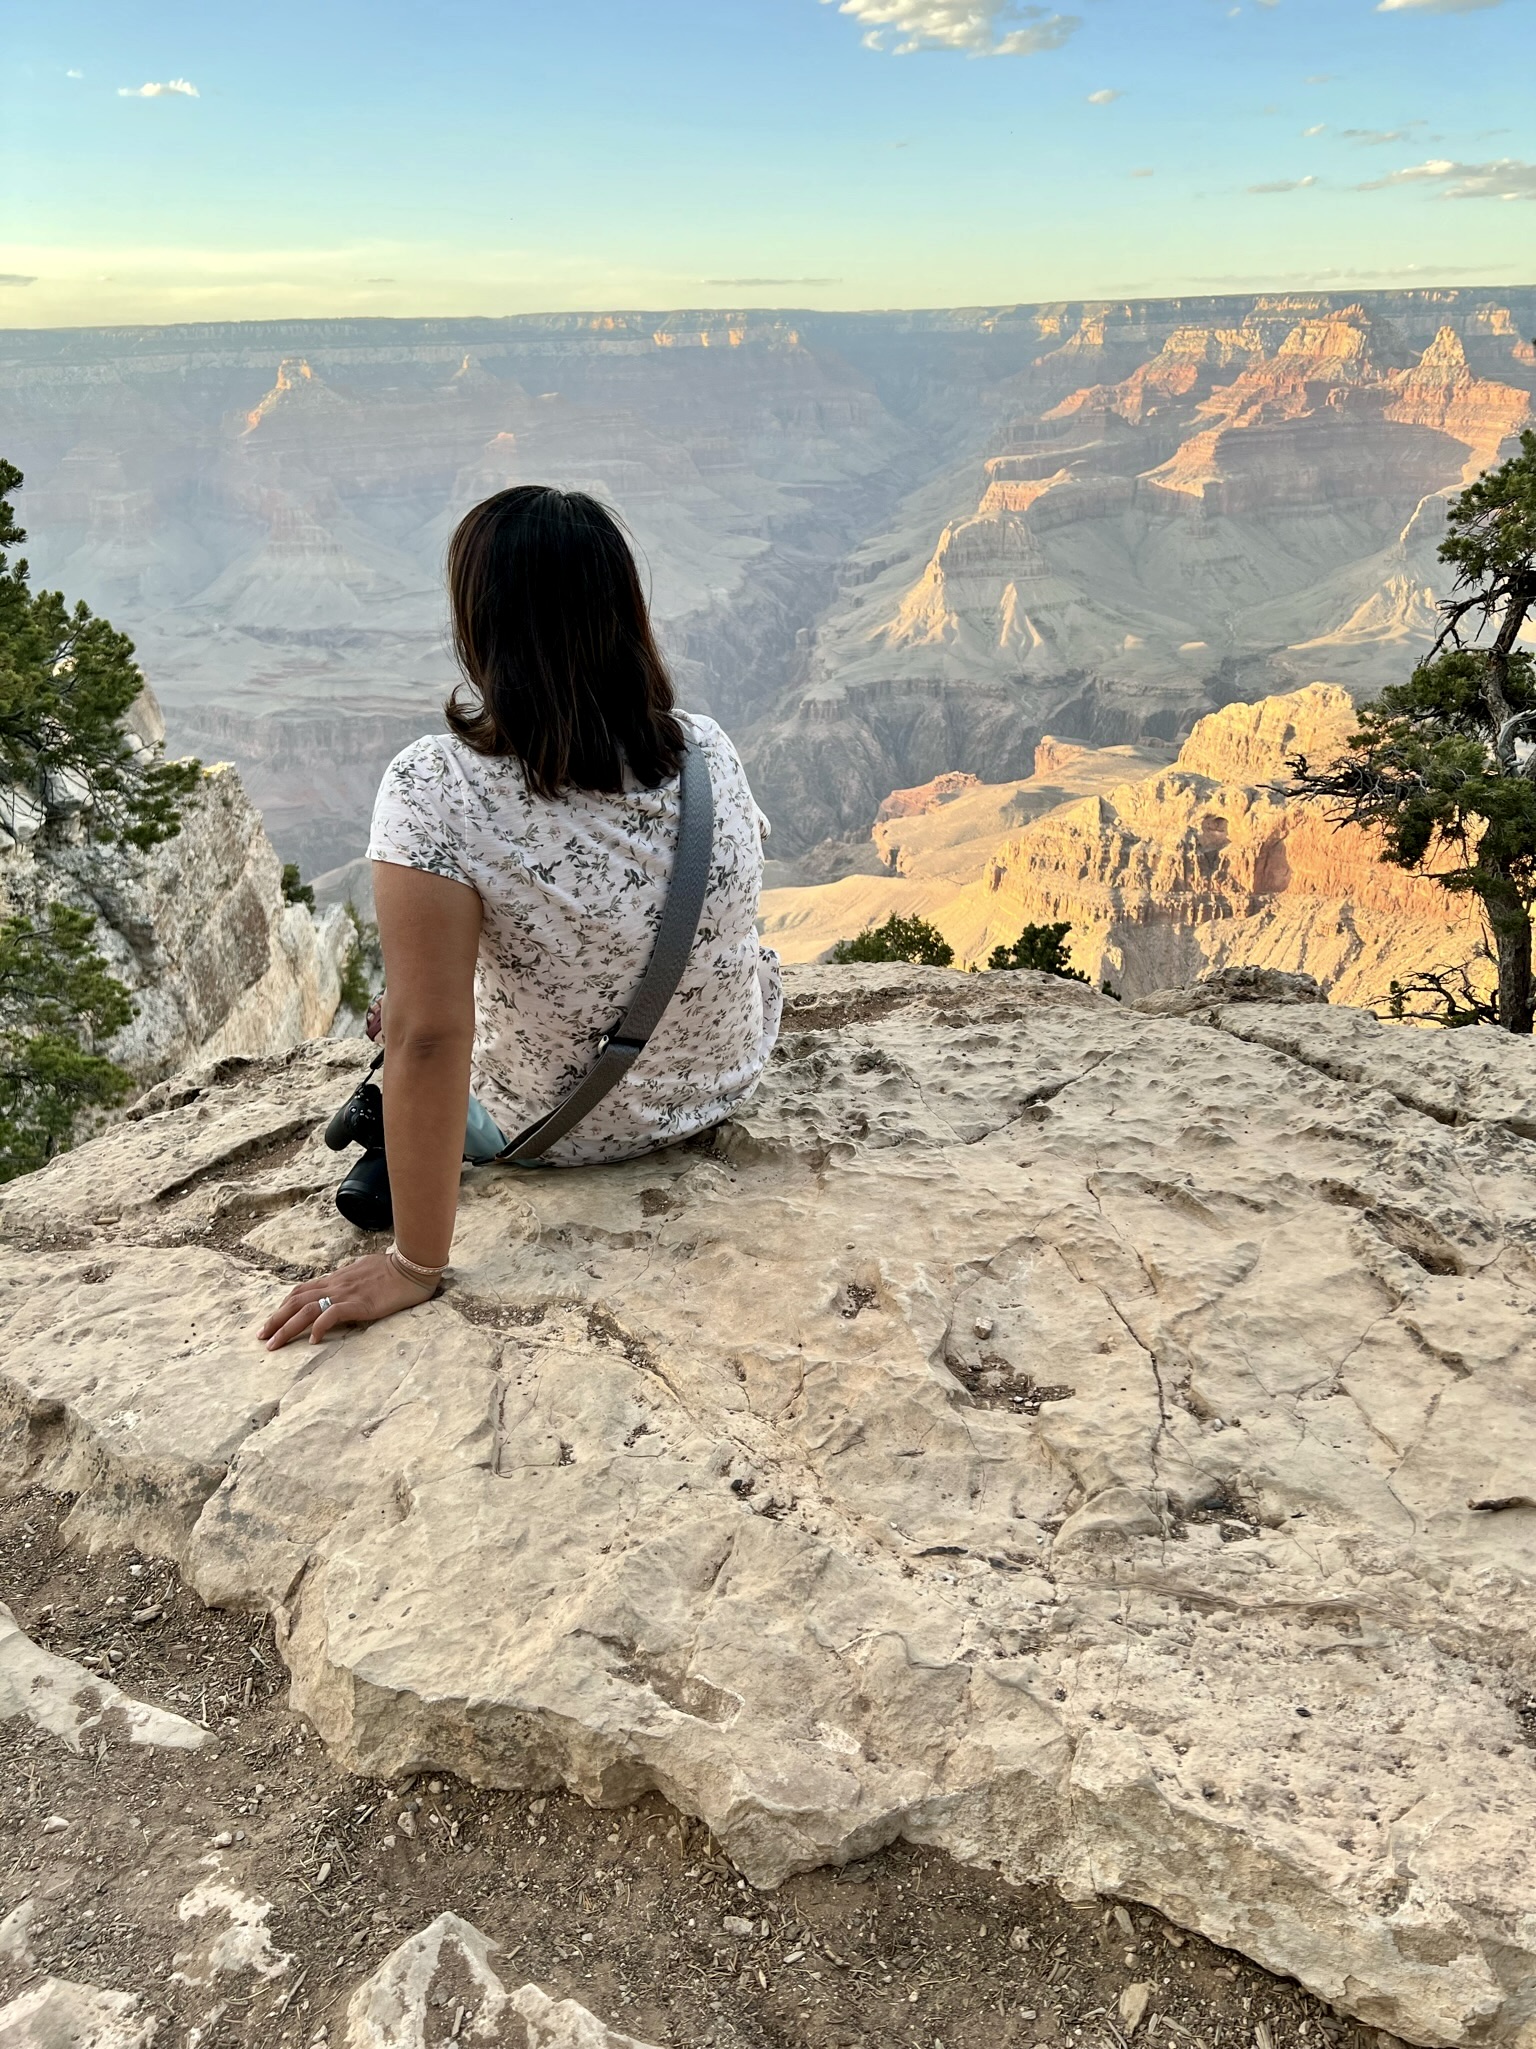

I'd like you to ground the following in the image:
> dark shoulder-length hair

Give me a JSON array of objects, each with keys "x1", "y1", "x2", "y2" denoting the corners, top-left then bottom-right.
[{"x1": 444, "y1": 485, "x2": 685, "y2": 797}]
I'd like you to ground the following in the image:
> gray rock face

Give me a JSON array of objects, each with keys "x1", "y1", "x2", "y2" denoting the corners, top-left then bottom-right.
[
  {"x1": 0, "y1": 747, "x2": 351, "y2": 1084},
  {"x1": 2, "y1": 966, "x2": 1535, "y2": 2047}
]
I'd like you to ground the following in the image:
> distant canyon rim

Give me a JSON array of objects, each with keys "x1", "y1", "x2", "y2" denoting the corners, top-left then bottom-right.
[{"x1": 2, "y1": 288, "x2": 1532, "y2": 889}]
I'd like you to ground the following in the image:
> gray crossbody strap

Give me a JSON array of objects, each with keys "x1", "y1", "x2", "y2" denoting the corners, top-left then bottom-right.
[{"x1": 497, "y1": 737, "x2": 715, "y2": 1165}]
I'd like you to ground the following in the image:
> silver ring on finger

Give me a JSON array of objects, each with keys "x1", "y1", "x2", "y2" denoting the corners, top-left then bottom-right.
[{"x1": 317, "y1": 1296, "x2": 333, "y2": 1312}]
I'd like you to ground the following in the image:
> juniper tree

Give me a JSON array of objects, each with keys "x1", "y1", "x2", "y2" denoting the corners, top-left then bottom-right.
[
  {"x1": 1287, "y1": 430, "x2": 1536, "y2": 1033},
  {"x1": 0, "y1": 904, "x2": 134, "y2": 1179},
  {"x1": 0, "y1": 458, "x2": 199, "y2": 1173},
  {"x1": 986, "y1": 921, "x2": 1089, "y2": 981},
  {"x1": 0, "y1": 457, "x2": 199, "y2": 851},
  {"x1": 829, "y1": 913, "x2": 955, "y2": 968}
]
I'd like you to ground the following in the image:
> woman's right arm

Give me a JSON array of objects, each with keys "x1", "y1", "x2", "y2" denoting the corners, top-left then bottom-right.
[
  {"x1": 371, "y1": 859, "x2": 483, "y2": 1273},
  {"x1": 258, "y1": 860, "x2": 481, "y2": 1350}
]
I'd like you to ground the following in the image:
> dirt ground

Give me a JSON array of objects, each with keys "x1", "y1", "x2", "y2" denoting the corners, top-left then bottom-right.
[{"x1": 0, "y1": 1489, "x2": 1401, "y2": 2049}]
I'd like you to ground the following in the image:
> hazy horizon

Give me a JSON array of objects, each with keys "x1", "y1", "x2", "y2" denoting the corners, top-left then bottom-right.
[{"x1": 4, "y1": 279, "x2": 1534, "y2": 341}]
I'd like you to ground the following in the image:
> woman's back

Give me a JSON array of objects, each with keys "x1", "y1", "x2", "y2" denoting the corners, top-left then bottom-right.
[
  {"x1": 369, "y1": 707, "x2": 781, "y2": 1163},
  {"x1": 264, "y1": 485, "x2": 781, "y2": 1349}
]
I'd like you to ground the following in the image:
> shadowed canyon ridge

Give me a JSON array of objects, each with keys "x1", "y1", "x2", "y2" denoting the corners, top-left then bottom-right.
[{"x1": 3, "y1": 289, "x2": 1533, "y2": 874}]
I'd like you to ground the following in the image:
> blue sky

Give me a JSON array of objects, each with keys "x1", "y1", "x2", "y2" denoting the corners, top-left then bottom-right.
[{"x1": 1, "y1": 0, "x2": 1532, "y2": 325}]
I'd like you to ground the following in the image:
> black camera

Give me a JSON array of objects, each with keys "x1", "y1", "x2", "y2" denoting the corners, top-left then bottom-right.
[
  {"x1": 325, "y1": 1059, "x2": 394, "y2": 1232},
  {"x1": 324, "y1": 1074, "x2": 385, "y2": 1152}
]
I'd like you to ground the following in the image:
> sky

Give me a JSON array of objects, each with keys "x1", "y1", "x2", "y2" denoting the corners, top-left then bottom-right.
[{"x1": 1, "y1": 0, "x2": 1533, "y2": 327}]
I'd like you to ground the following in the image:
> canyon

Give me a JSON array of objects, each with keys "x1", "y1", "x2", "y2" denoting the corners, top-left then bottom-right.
[
  {"x1": 3, "y1": 289, "x2": 1535, "y2": 2049},
  {"x1": 3, "y1": 290, "x2": 1532, "y2": 876},
  {"x1": 760, "y1": 684, "x2": 1490, "y2": 1015}
]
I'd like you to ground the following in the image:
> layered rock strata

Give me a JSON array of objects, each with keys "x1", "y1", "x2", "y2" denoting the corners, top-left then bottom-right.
[
  {"x1": 759, "y1": 737, "x2": 1172, "y2": 962},
  {"x1": 8, "y1": 290, "x2": 1534, "y2": 863},
  {"x1": 938, "y1": 685, "x2": 1487, "y2": 1005},
  {"x1": 2, "y1": 965, "x2": 1535, "y2": 2046},
  {"x1": 760, "y1": 686, "x2": 1488, "y2": 1013},
  {"x1": 749, "y1": 304, "x2": 1534, "y2": 847}
]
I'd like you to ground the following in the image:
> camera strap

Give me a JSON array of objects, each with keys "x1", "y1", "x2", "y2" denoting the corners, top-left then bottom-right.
[{"x1": 494, "y1": 735, "x2": 715, "y2": 1165}]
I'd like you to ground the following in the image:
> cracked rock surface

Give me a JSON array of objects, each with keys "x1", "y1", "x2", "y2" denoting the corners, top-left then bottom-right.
[{"x1": 1, "y1": 964, "x2": 1534, "y2": 2048}]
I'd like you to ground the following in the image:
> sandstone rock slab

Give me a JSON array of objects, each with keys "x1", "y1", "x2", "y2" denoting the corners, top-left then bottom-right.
[
  {"x1": 3, "y1": 968, "x2": 1536, "y2": 2048},
  {"x1": 0, "y1": 1602, "x2": 212, "y2": 1753}
]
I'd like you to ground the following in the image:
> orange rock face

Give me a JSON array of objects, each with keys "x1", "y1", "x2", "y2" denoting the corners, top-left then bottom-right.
[
  {"x1": 939, "y1": 686, "x2": 1487, "y2": 1008},
  {"x1": 874, "y1": 771, "x2": 982, "y2": 823}
]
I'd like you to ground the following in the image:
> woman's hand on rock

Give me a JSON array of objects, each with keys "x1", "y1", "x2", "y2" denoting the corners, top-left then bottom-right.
[{"x1": 259, "y1": 1253, "x2": 431, "y2": 1350}]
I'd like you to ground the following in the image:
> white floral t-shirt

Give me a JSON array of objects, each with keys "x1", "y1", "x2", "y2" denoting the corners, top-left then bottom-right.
[{"x1": 367, "y1": 712, "x2": 782, "y2": 1165}]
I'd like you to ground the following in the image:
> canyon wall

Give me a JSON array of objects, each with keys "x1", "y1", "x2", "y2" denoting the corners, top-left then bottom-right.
[
  {"x1": 4, "y1": 290, "x2": 1533, "y2": 868},
  {"x1": 953, "y1": 685, "x2": 1485, "y2": 1006},
  {"x1": 746, "y1": 299, "x2": 1534, "y2": 850},
  {"x1": 0, "y1": 691, "x2": 352, "y2": 1083},
  {"x1": 0, "y1": 317, "x2": 923, "y2": 872},
  {"x1": 760, "y1": 686, "x2": 1489, "y2": 1016}
]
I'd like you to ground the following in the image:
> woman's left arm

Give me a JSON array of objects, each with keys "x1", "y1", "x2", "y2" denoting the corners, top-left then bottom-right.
[{"x1": 260, "y1": 863, "x2": 482, "y2": 1349}]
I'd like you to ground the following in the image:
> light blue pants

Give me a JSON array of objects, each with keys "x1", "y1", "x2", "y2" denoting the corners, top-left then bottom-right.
[{"x1": 464, "y1": 1093, "x2": 509, "y2": 1166}]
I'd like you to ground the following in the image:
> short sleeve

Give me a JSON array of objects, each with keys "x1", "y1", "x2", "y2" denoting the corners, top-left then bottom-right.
[{"x1": 367, "y1": 737, "x2": 474, "y2": 888}]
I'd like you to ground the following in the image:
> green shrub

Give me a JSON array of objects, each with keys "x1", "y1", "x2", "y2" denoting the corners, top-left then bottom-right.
[
  {"x1": 281, "y1": 861, "x2": 316, "y2": 910},
  {"x1": 0, "y1": 457, "x2": 198, "y2": 1177},
  {"x1": 0, "y1": 905, "x2": 134, "y2": 1180},
  {"x1": 986, "y1": 921, "x2": 1089, "y2": 981},
  {"x1": 0, "y1": 458, "x2": 199, "y2": 852},
  {"x1": 829, "y1": 914, "x2": 955, "y2": 968},
  {"x1": 338, "y1": 902, "x2": 377, "y2": 1015}
]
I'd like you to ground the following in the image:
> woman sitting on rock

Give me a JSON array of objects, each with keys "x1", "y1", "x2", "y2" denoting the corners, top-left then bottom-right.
[{"x1": 261, "y1": 486, "x2": 781, "y2": 1350}]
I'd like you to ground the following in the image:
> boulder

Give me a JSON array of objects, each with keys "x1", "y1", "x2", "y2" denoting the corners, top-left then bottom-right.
[
  {"x1": 2, "y1": 964, "x2": 1535, "y2": 2047},
  {"x1": 1131, "y1": 965, "x2": 1327, "y2": 1015}
]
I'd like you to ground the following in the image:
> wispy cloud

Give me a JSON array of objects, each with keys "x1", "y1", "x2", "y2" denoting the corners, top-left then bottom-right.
[
  {"x1": 0, "y1": 274, "x2": 37, "y2": 287},
  {"x1": 1358, "y1": 155, "x2": 1536, "y2": 197},
  {"x1": 1129, "y1": 167, "x2": 1155, "y2": 178},
  {"x1": 1339, "y1": 125, "x2": 1420, "y2": 144},
  {"x1": 824, "y1": 1, "x2": 1081, "y2": 56},
  {"x1": 1377, "y1": 0, "x2": 1504, "y2": 12},
  {"x1": 1248, "y1": 174, "x2": 1318, "y2": 192},
  {"x1": 117, "y1": 78, "x2": 199, "y2": 99},
  {"x1": 1086, "y1": 87, "x2": 1122, "y2": 103},
  {"x1": 66, "y1": 69, "x2": 83, "y2": 80}
]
